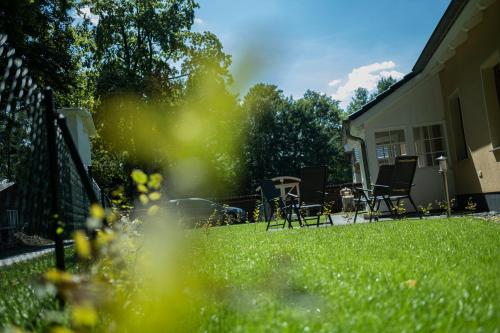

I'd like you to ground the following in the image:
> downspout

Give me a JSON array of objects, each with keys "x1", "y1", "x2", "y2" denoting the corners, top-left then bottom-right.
[{"x1": 343, "y1": 119, "x2": 371, "y2": 186}]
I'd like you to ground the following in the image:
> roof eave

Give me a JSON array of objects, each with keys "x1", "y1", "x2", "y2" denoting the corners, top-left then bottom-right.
[
  {"x1": 412, "y1": 0, "x2": 469, "y2": 73},
  {"x1": 346, "y1": 0, "x2": 470, "y2": 123},
  {"x1": 347, "y1": 72, "x2": 418, "y2": 121}
]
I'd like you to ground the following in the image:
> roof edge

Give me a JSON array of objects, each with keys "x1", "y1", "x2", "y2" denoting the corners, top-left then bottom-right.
[
  {"x1": 346, "y1": 0, "x2": 470, "y2": 122},
  {"x1": 348, "y1": 72, "x2": 417, "y2": 121},
  {"x1": 412, "y1": 0, "x2": 469, "y2": 73}
]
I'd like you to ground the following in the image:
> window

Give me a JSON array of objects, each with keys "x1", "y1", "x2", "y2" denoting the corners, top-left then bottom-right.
[
  {"x1": 352, "y1": 146, "x2": 362, "y2": 183},
  {"x1": 374, "y1": 129, "x2": 407, "y2": 165},
  {"x1": 481, "y1": 53, "x2": 500, "y2": 149},
  {"x1": 413, "y1": 124, "x2": 447, "y2": 168},
  {"x1": 449, "y1": 96, "x2": 468, "y2": 161},
  {"x1": 7, "y1": 210, "x2": 18, "y2": 227},
  {"x1": 353, "y1": 146, "x2": 361, "y2": 163}
]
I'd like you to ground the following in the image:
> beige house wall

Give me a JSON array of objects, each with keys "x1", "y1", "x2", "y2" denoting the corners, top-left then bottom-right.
[
  {"x1": 439, "y1": 1, "x2": 500, "y2": 195},
  {"x1": 359, "y1": 74, "x2": 454, "y2": 206}
]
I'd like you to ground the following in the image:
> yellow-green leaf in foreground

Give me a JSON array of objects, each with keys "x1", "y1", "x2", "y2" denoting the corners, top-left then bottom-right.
[{"x1": 131, "y1": 169, "x2": 148, "y2": 185}]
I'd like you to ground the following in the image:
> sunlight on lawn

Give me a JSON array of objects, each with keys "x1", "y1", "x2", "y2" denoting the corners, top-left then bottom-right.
[
  {"x1": 190, "y1": 218, "x2": 500, "y2": 332},
  {"x1": 4, "y1": 217, "x2": 498, "y2": 332}
]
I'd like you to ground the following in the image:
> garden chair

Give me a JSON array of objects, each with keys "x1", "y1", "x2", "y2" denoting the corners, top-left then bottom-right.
[
  {"x1": 353, "y1": 156, "x2": 421, "y2": 222},
  {"x1": 386, "y1": 155, "x2": 422, "y2": 219},
  {"x1": 353, "y1": 164, "x2": 395, "y2": 223},
  {"x1": 291, "y1": 166, "x2": 333, "y2": 227},
  {"x1": 259, "y1": 179, "x2": 295, "y2": 231}
]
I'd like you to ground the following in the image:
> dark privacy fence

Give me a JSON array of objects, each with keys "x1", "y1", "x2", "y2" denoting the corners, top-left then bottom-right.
[{"x1": 0, "y1": 34, "x2": 108, "y2": 269}]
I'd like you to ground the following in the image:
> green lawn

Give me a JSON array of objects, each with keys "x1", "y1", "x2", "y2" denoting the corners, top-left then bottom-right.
[
  {"x1": 1, "y1": 218, "x2": 499, "y2": 332},
  {"x1": 0, "y1": 249, "x2": 77, "y2": 331},
  {"x1": 191, "y1": 217, "x2": 500, "y2": 332}
]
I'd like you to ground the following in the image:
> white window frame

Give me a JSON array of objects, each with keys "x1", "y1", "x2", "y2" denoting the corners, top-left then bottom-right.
[
  {"x1": 412, "y1": 123, "x2": 448, "y2": 168},
  {"x1": 373, "y1": 127, "x2": 408, "y2": 165},
  {"x1": 351, "y1": 146, "x2": 362, "y2": 183}
]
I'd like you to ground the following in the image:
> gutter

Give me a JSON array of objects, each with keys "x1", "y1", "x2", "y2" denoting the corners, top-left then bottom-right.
[{"x1": 343, "y1": 119, "x2": 371, "y2": 187}]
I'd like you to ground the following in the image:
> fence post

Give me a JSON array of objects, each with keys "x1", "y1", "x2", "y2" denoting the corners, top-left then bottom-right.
[{"x1": 43, "y1": 88, "x2": 65, "y2": 271}]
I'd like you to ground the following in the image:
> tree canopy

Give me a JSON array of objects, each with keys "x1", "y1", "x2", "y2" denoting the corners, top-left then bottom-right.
[
  {"x1": 0, "y1": 0, "x2": 78, "y2": 93},
  {"x1": 376, "y1": 76, "x2": 397, "y2": 94},
  {"x1": 0, "y1": 1, "x2": 401, "y2": 198},
  {"x1": 71, "y1": 0, "x2": 239, "y2": 197},
  {"x1": 346, "y1": 76, "x2": 399, "y2": 115},
  {"x1": 242, "y1": 86, "x2": 350, "y2": 190},
  {"x1": 346, "y1": 88, "x2": 369, "y2": 115}
]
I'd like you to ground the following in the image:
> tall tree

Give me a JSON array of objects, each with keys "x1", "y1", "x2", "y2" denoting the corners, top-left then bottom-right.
[
  {"x1": 369, "y1": 75, "x2": 398, "y2": 100},
  {"x1": 346, "y1": 87, "x2": 369, "y2": 114},
  {"x1": 347, "y1": 76, "x2": 399, "y2": 115},
  {"x1": 242, "y1": 86, "x2": 350, "y2": 191},
  {"x1": 0, "y1": 0, "x2": 78, "y2": 94},
  {"x1": 284, "y1": 91, "x2": 349, "y2": 183},
  {"x1": 242, "y1": 84, "x2": 290, "y2": 190},
  {"x1": 77, "y1": 0, "x2": 237, "y2": 197},
  {"x1": 83, "y1": 0, "x2": 208, "y2": 99},
  {"x1": 0, "y1": 0, "x2": 81, "y2": 182},
  {"x1": 376, "y1": 76, "x2": 397, "y2": 94}
]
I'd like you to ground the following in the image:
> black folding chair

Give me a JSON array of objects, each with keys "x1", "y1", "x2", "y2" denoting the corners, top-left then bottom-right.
[
  {"x1": 259, "y1": 179, "x2": 295, "y2": 231},
  {"x1": 354, "y1": 156, "x2": 422, "y2": 222},
  {"x1": 387, "y1": 155, "x2": 422, "y2": 219},
  {"x1": 291, "y1": 166, "x2": 333, "y2": 227},
  {"x1": 353, "y1": 164, "x2": 395, "y2": 223}
]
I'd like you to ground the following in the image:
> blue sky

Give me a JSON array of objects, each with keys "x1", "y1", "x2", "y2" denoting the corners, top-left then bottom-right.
[{"x1": 194, "y1": 0, "x2": 451, "y2": 106}]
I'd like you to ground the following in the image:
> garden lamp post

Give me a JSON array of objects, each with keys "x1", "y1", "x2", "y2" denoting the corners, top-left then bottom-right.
[{"x1": 436, "y1": 155, "x2": 451, "y2": 217}]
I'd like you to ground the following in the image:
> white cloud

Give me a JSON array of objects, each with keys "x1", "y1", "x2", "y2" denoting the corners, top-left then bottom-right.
[
  {"x1": 330, "y1": 61, "x2": 404, "y2": 107},
  {"x1": 79, "y1": 6, "x2": 99, "y2": 25},
  {"x1": 328, "y1": 79, "x2": 341, "y2": 87},
  {"x1": 194, "y1": 17, "x2": 204, "y2": 25}
]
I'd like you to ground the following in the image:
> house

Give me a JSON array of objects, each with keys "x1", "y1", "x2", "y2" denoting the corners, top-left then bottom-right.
[
  {"x1": 343, "y1": 0, "x2": 500, "y2": 211},
  {"x1": 59, "y1": 107, "x2": 97, "y2": 168}
]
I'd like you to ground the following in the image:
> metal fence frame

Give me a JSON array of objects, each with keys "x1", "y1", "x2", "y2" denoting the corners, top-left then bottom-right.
[{"x1": 0, "y1": 34, "x2": 106, "y2": 270}]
